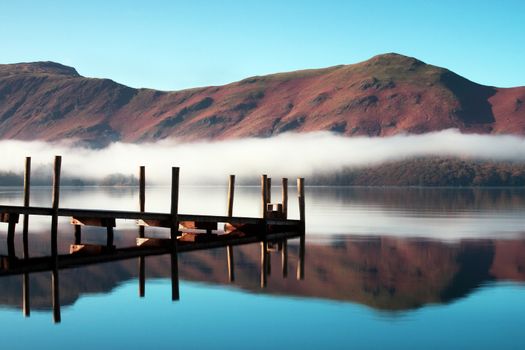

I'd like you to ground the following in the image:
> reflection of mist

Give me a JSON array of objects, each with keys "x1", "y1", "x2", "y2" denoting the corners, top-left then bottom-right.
[{"x1": 2, "y1": 129, "x2": 525, "y2": 184}]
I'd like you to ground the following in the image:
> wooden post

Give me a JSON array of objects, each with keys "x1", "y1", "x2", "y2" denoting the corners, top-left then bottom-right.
[
  {"x1": 23, "y1": 157, "x2": 31, "y2": 259},
  {"x1": 281, "y1": 178, "x2": 288, "y2": 219},
  {"x1": 267, "y1": 244, "x2": 271, "y2": 276},
  {"x1": 227, "y1": 245, "x2": 235, "y2": 282},
  {"x1": 297, "y1": 235, "x2": 305, "y2": 280},
  {"x1": 267, "y1": 177, "x2": 272, "y2": 203},
  {"x1": 74, "y1": 225, "x2": 81, "y2": 245},
  {"x1": 227, "y1": 175, "x2": 235, "y2": 217},
  {"x1": 106, "y1": 226, "x2": 114, "y2": 247},
  {"x1": 139, "y1": 256, "x2": 145, "y2": 297},
  {"x1": 23, "y1": 157, "x2": 31, "y2": 317},
  {"x1": 170, "y1": 167, "x2": 180, "y2": 239},
  {"x1": 261, "y1": 175, "x2": 268, "y2": 219},
  {"x1": 282, "y1": 239, "x2": 288, "y2": 278},
  {"x1": 170, "y1": 167, "x2": 180, "y2": 301},
  {"x1": 139, "y1": 166, "x2": 145, "y2": 238},
  {"x1": 297, "y1": 177, "x2": 305, "y2": 231},
  {"x1": 52, "y1": 268, "x2": 61, "y2": 323},
  {"x1": 51, "y1": 156, "x2": 61, "y2": 257},
  {"x1": 260, "y1": 241, "x2": 267, "y2": 288}
]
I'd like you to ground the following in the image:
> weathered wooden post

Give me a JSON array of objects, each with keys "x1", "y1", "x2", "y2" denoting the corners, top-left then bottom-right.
[
  {"x1": 227, "y1": 175, "x2": 235, "y2": 217},
  {"x1": 139, "y1": 256, "x2": 145, "y2": 297},
  {"x1": 282, "y1": 239, "x2": 288, "y2": 278},
  {"x1": 139, "y1": 166, "x2": 145, "y2": 238},
  {"x1": 281, "y1": 178, "x2": 288, "y2": 219},
  {"x1": 23, "y1": 157, "x2": 31, "y2": 259},
  {"x1": 51, "y1": 156, "x2": 61, "y2": 257},
  {"x1": 23, "y1": 157, "x2": 32, "y2": 317},
  {"x1": 297, "y1": 177, "x2": 305, "y2": 229},
  {"x1": 170, "y1": 167, "x2": 180, "y2": 301},
  {"x1": 267, "y1": 177, "x2": 272, "y2": 203},
  {"x1": 261, "y1": 175, "x2": 268, "y2": 219}
]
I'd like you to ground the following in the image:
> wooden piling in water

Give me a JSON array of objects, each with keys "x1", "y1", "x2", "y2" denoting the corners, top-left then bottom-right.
[
  {"x1": 170, "y1": 167, "x2": 180, "y2": 301},
  {"x1": 139, "y1": 166, "x2": 146, "y2": 238},
  {"x1": 297, "y1": 177, "x2": 305, "y2": 227},
  {"x1": 282, "y1": 178, "x2": 288, "y2": 219},
  {"x1": 267, "y1": 177, "x2": 272, "y2": 203},
  {"x1": 23, "y1": 157, "x2": 31, "y2": 259},
  {"x1": 227, "y1": 175, "x2": 235, "y2": 217},
  {"x1": 261, "y1": 175, "x2": 268, "y2": 219},
  {"x1": 51, "y1": 156, "x2": 61, "y2": 257},
  {"x1": 23, "y1": 157, "x2": 31, "y2": 317}
]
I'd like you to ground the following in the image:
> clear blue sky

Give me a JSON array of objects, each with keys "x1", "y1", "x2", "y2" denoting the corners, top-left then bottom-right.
[{"x1": 1, "y1": 0, "x2": 524, "y2": 90}]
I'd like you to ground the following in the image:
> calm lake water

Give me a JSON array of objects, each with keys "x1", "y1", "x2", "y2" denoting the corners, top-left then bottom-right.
[{"x1": 1, "y1": 186, "x2": 525, "y2": 349}]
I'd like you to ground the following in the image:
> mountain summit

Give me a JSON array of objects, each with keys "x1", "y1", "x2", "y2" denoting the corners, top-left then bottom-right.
[{"x1": 0, "y1": 53, "x2": 524, "y2": 147}]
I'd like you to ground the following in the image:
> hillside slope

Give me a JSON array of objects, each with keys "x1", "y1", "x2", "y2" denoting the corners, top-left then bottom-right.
[{"x1": 1, "y1": 53, "x2": 524, "y2": 146}]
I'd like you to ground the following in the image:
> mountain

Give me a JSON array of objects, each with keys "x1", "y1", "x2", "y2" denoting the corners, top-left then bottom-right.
[{"x1": 1, "y1": 54, "x2": 524, "y2": 147}]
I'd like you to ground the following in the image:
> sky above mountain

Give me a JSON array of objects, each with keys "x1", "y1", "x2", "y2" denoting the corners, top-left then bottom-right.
[{"x1": 1, "y1": 0, "x2": 524, "y2": 90}]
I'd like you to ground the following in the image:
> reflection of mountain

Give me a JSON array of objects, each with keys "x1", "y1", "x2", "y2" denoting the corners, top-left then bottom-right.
[{"x1": 1, "y1": 233, "x2": 525, "y2": 312}]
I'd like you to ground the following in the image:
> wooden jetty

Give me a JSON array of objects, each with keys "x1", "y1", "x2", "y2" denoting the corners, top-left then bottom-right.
[{"x1": 0, "y1": 156, "x2": 306, "y2": 323}]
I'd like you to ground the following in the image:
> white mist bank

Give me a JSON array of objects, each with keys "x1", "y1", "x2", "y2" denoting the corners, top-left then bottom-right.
[{"x1": 2, "y1": 129, "x2": 525, "y2": 184}]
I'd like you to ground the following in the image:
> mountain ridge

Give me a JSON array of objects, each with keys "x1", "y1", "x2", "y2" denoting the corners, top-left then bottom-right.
[{"x1": 1, "y1": 53, "x2": 524, "y2": 147}]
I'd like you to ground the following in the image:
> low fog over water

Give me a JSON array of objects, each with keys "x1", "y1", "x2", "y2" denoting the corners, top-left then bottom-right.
[{"x1": 2, "y1": 129, "x2": 525, "y2": 184}]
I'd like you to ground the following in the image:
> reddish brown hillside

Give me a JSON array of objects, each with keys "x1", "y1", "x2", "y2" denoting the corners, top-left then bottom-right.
[{"x1": 1, "y1": 54, "x2": 524, "y2": 146}]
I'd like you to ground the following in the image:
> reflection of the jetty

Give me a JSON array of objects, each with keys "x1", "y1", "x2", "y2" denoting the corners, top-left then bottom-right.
[
  {"x1": 0, "y1": 228, "x2": 304, "y2": 324},
  {"x1": 2, "y1": 232, "x2": 525, "y2": 321}
]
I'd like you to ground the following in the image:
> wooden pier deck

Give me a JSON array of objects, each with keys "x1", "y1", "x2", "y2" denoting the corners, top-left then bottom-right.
[{"x1": 0, "y1": 156, "x2": 306, "y2": 323}]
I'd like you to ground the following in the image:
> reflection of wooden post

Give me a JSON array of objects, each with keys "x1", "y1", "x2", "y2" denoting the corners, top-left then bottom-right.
[
  {"x1": 171, "y1": 252, "x2": 179, "y2": 301},
  {"x1": 267, "y1": 245, "x2": 271, "y2": 276},
  {"x1": 23, "y1": 272, "x2": 30, "y2": 317},
  {"x1": 281, "y1": 178, "x2": 288, "y2": 219},
  {"x1": 139, "y1": 166, "x2": 145, "y2": 238},
  {"x1": 170, "y1": 167, "x2": 180, "y2": 301},
  {"x1": 7, "y1": 216, "x2": 16, "y2": 257},
  {"x1": 297, "y1": 235, "x2": 305, "y2": 280},
  {"x1": 51, "y1": 156, "x2": 61, "y2": 257},
  {"x1": 23, "y1": 157, "x2": 31, "y2": 259},
  {"x1": 139, "y1": 256, "x2": 145, "y2": 297},
  {"x1": 261, "y1": 175, "x2": 268, "y2": 219},
  {"x1": 282, "y1": 239, "x2": 288, "y2": 278},
  {"x1": 260, "y1": 242, "x2": 267, "y2": 288},
  {"x1": 227, "y1": 245, "x2": 235, "y2": 282},
  {"x1": 52, "y1": 268, "x2": 61, "y2": 323}
]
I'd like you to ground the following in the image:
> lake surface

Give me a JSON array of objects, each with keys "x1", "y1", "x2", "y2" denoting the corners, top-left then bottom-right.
[{"x1": 1, "y1": 186, "x2": 525, "y2": 349}]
